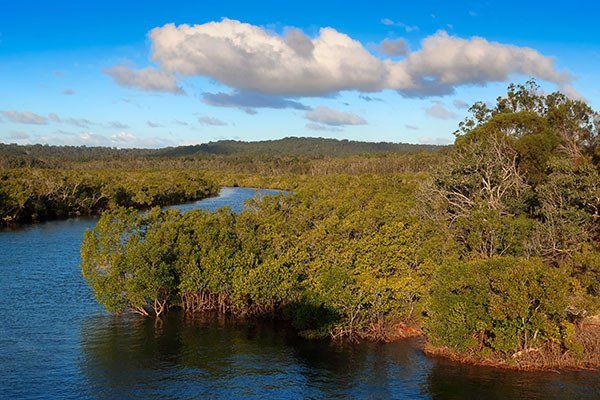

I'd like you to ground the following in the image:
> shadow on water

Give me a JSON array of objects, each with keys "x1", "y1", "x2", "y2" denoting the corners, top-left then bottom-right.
[
  {"x1": 79, "y1": 312, "x2": 599, "y2": 400},
  {"x1": 425, "y1": 358, "x2": 600, "y2": 400}
]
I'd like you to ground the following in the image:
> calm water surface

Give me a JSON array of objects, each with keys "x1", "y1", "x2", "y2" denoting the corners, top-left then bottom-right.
[{"x1": 1, "y1": 187, "x2": 598, "y2": 399}]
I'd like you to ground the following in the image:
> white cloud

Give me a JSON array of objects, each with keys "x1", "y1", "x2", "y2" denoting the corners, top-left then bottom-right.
[
  {"x1": 425, "y1": 102, "x2": 458, "y2": 119},
  {"x1": 305, "y1": 122, "x2": 343, "y2": 132},
  {"x1": 63, "y1": 89, "x2": 76, "y2": 95},
  {"x1": 104, "y1": 65, "x2": 184, "y2": 94},
  {"x1": 199, "y1": 116, "x2": 228, "y2": 126},
  {"x1": 405, "y1": 124, "x2": 419, "y2": 130},
  {"x1": 110, "y1": 131, "x2": 137, "y2": 144},
  {"x1": 48, "y1": 130, "x2": 175, "y2": 148},
  {"x1": 283, "y1": 27, "x2": 315, "y2": 58},
  {"x1": 134, "y1": 20, "x2": 573, "y2": 99},
  {"x1": 398, "y1": 31, "x2": 572, "y2": 97},
  {"x1": 305, "y1": 106, "x2": 367, "y2": 126},
  {"x1": 376, "y1": 38, "x2": 408, "y2": 57},
  {"x1": 419, "y1": 136, "x2": 453, "y2": 145},
  {"x1": 149, "y1": 20, "x2": 387, "y2": 96},
  {"x1": 1, "y1": 110, "x2": 47, "y2": 124}
]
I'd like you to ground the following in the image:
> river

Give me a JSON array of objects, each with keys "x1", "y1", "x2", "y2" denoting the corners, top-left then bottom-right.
[{"x1": 0, "y1": 187, "x2": 597, "y2": 399}]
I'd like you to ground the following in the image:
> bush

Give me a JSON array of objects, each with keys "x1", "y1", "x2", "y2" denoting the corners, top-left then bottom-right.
[{"x1": 426, "y1": 256, "x2": 570, "y2": 355}]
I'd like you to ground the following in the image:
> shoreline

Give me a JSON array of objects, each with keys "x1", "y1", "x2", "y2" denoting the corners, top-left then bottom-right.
[
  {"x1": 0, "y1": 189, "x2": 220, "y2": 229},
  {"x1": 421, "y1": 343, "x2": 599, "y2": 372},
  {"x1": 129, "y1": 308, "x2": 600, "y2": 373}
]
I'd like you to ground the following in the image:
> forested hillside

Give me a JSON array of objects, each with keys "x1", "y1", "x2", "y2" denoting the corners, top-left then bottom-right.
[
  {"x1": 154, "y1": 137, "x2": 443, "y2": 158},
  {"x1": 0, "y1": 137, "x2": 443, "y2": 168}
]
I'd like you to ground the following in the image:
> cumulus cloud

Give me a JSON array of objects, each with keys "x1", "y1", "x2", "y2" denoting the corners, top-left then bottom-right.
[
  {"x1": 1, "y1": 110, "x2": 48, "y2": 124},
  {"x1": 305, "y1": 106, "x2": 367, "y2": 126},
  {"x1": 134, "y1": 20, "x2": 572, "y2": 99},
  {"x1": 376, "y1": 38, "x2": 409, "y2": 57},
  {"x1": 202, "y1": 90, "x2": 310, "y2": 114},
  {"x1": 104, "y1": 65, "x2": 184, "y2": 94},
  {"x1": 284, "y1": 27, "x2": 315, "y2": 58},
  {"x1": 305, "y1": 122, "x2": 343, "y2": 132},
  {"x1": 424, "y1": 102, "x2": 458, "y2": 119},
  {"x1": 398, "y1": 31, "x2": 572, "y2": 97},
  {"x1": 199, "y1": 116, "x2": 228, "y2": 126},
  {"x1": 110, "y1": 131, "x2": 137, "y2": 144}
]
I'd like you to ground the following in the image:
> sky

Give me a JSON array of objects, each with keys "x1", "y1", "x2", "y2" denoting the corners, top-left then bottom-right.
[{"x1": 1, "y1": 1, "x2": 599, "y2": 148}]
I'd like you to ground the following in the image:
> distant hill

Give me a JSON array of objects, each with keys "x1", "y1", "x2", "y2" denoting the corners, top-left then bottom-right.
[
  {"x1": 154, "y1": 137, "x2": 444, "y2": 158},
  {"x1": 0, "y1": 137, "x2": 446, "y2": 165}
]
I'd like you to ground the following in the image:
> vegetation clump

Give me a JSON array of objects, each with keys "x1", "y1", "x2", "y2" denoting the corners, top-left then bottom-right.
[
  {"x1": 0, "y1": 169, "x2": 218, "y2": 226},
  {"x1": 53, "y1": 80, "x2": 600, "y2": 369}
]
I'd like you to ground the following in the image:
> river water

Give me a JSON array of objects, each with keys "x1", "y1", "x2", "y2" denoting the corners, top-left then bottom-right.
[{"x1": 0, "y1": 187, "x2": 598, "y2": 399}]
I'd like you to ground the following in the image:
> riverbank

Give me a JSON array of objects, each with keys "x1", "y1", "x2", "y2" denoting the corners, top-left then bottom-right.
[
  {"x1": 421, "y1": 319, "x2": 600, "y2": 372},
  {"x1": 0, "y1": 168, "x2": 219, "y2": 227}
]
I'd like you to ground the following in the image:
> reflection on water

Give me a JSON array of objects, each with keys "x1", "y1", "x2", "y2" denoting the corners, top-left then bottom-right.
[
  {"x1": 0, "y1": 187, "x2": 598, "y2": 399},
  {"x1": 79, "y1": 313, "x2": 432, "y2": 399},
  {"x1": 78, "y1": 313, "x2": 599, "y2": 399}
]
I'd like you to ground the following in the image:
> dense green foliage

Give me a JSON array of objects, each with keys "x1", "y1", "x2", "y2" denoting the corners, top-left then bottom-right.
[
  {"x1": 82, "y1": 174, "x2": 449, "y2": 339},
  {"x1": 0, "y1": 169, "x2": 218, "y2": 226},
  {"x1": 0, "y1": 137, "x2": 443, "y2": 168},
  {"x1": 70, "y1": 81, "x2": 600, "y2": 367},
  {"x1": 154, "y1": 137, "x2": 442, "y2": 158},
  {"x1": 422, "y1": 81, "x2": 599, "y2": 360},
  {"x1": 428, "y1": 256, "x2": 570, "y2": 354}
]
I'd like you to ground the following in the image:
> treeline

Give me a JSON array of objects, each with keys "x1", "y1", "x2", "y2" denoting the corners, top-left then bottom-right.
[
  {"x1": 0, "y1": 169, "x2": 218, "y2": 226},
  {"x1": 0, "y1": 137, "x2": 444, "y2": 169},
  {"x1": 81, "y1": 81, "x2": 599, "y2": 369},
  {"x1": 41, "y1": 152, "x2": 445, "y2": 182},
  {"x1": 154, "y1": 137, "x2": 443, "y2": 158},
  {"x1": 0, "y1": 150, "x2": 445, "y2": 227}
]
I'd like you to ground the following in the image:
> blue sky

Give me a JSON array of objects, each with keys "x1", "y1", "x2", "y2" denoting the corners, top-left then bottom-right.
[{"x1": 1, "y1": 1, "x2": 599, "y2": 147}]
